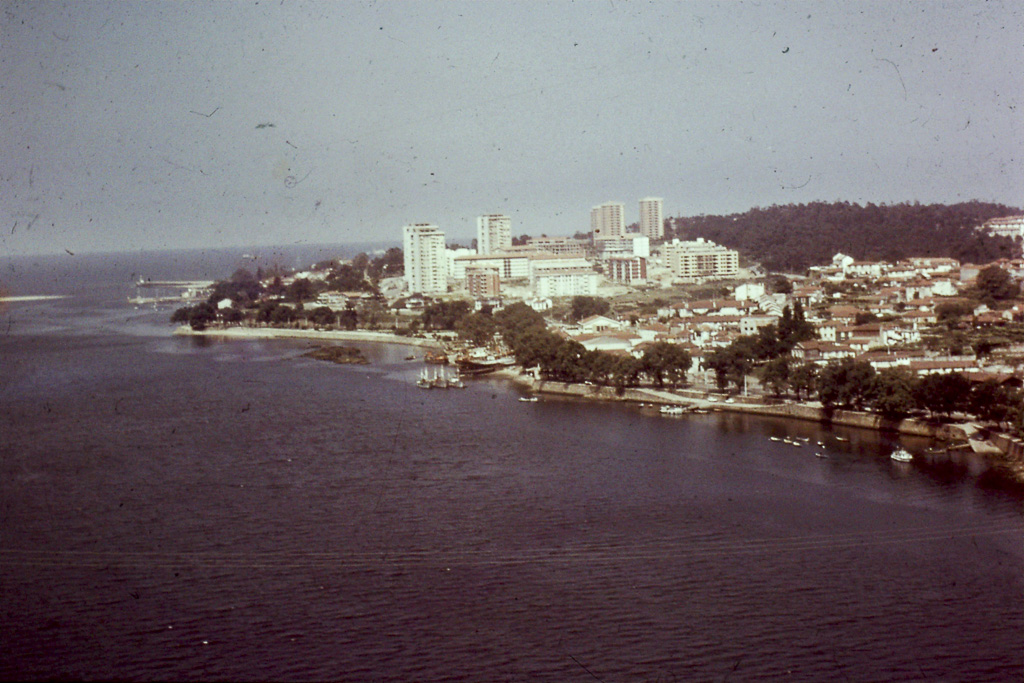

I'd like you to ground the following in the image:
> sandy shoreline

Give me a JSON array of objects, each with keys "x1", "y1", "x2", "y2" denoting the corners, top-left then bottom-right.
[
  {"x1": 172, "y1": 324, "x2": 444, "y2": 349},
  {"x1": 0, "y1": 295, "x2": 70, "y2": 303}
]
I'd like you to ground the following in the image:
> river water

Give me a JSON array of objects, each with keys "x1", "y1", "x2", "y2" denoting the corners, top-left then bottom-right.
[{"x1": 1, "y1": 249, "x2": 1022, "y2": 681}]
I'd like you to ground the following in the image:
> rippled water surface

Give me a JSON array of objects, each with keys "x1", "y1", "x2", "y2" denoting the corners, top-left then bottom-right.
[{"x1": 2, "y1": 254, "x2": 1023, "y2": 681}]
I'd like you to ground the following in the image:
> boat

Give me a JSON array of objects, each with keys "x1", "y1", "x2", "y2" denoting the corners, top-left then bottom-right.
[
  {"x1": 835, "y1": 436, "x2": 849, "y2": 442},
  {"x1": 416, "y1": 368, "x2": 433, "y2": 389},
  {"x1": 455, "y1": 355, "x2": 517, "y2": 376},
  {"x1": 769, "y1": 437, "x2": 782, "y2": 442},
  {"x1": 519, "y1": 396, "x2": 538, "y2": 403},
  {"x1": 815, "y1": 452, "x2": 828, "y2": 458},
  {"x1": 890, "y1": 447, "x2": 913, "y2": 462},
  {"x1": 660, "y1": 405, "x2": 685, "y2": 415}
]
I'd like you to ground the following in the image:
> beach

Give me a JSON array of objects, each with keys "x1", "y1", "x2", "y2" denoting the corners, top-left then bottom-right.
[{"x1": 172, "y1": 324, "x2": 445, "y2": 350}]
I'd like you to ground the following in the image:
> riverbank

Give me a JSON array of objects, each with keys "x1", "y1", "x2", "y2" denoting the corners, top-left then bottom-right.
[
  {"x1": 494, "y1": 366, "x2": 1024, "y2": 482},
  {"x1": 172, "y1": 324, "x2": 445, "y2": 350}
]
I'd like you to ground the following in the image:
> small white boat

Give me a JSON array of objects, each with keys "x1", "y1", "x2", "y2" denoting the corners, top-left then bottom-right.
[
  {"x1": 769, "y1": 437, "x2": 782, "y2": 442},
  {"x1": 660, "y1": 405, "x2": 685, "y2": 415},
  {"x1": 835, "y1": 436, "x2": 849, "y2": 442},
  {"x1": 519, "y1": 396, "x2": 538, "y2": 403},
  {"x1": 890, "y1": 447, "x2": 913, "y2": 462}
]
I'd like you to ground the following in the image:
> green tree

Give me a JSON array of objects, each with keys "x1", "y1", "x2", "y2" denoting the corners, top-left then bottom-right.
[
  {"x1": 704, "y1": 345, "x2": 751, "y2": 392},
  {"x1": 789, "y1": 362, "x2": 819, "y2": 400},
  {"x1": 641, "y1": 342, "x2": 692, "y2": 388},
  {"x1": 975, "y1": 265, "x2": 1019, "y2": 301},
  {"x1": 308, "y1": 306, "x2": 337, "y2": 327},
  {"x1": 816, "y1": 359, "x2": 876, "y2": 409},
  {"x1": 422, "y1": 300, "x2": 473, "y2": 330},
  {"x1": 270, "y1": 304, "x2": 298, "y2": 325},
  {"x1": 337, "y1": 308, "x2": 358, "y2": 330},
  {"x1": 286, "y1": 278, "x2": 318, "y2": 303},
  {"x1": 188, "y1": 302, "x2": 217, "y2": 331},
  {"x1": 456, "y1": 312, "x2": 497, "y2": 346},
  {"x1": 758, "y1": 356, "x2": 791, "y2": 397},
  {"x1": 869, "y1": 368, "x2": 917, "y2": 419},
  {"x1": 913, "y1": 372, "x2": 972, "y2": 417},
  {"x1": 969, "y1": 380, "x2": 1020, "y2": 424},
  {"x1": 568, "y1": 296, "x2": 611, "y2": 323}
]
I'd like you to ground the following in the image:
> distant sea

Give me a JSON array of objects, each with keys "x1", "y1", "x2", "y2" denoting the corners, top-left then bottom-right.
[{"x1": 1, "y1": 246, "x2": 1023, "y2": 681}]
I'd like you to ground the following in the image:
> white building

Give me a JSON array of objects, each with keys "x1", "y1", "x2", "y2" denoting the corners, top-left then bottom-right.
[
  {"x1": 639, "y1": 197, "x2": 664, "y2": 240},
  {"x1": 597, "y1": 236, "x2": 650, "y2": 259},
  {"x1": 531, "y1": 258, "x2": 599, "y2": 297},
  {"x1": 591, "y1": 202, "x2": 625, "y2": 241},
  {"x1": 403, "y1": 223, "x2": 447, "y2": 294},
  {"x1": 452, "y1": 252, "x2": 536, "y2": 280},
  {"x1": 661, "y1": 238, "x2": 739, "y2": 281},
  {"x1": 982, "y1": 215, "x2": 1024, "y2": 241},
  {"x1": 477, "y1": 214, "x2": 512, "y2": 254}
]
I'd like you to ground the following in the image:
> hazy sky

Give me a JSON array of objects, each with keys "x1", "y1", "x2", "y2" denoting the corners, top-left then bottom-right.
[{"x1": 2, "y1": 1, "x2": 1021, "y2": 255}]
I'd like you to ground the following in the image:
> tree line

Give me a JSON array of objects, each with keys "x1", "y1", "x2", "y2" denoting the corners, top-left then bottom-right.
[
  {"x1": 169, "y1": 248, "x2": 403, "y2": 331},
  {"x1": 668, "y1": 200, "x2": 1021, "y2": 272}
]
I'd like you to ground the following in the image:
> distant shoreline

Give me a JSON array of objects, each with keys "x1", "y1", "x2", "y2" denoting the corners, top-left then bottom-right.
[
  {"x1": 171, "y1": 324, "x2": 444, "y2": 350},
  {"x1": 0, "y1": 295, "x2": 69, "y2": 303}
]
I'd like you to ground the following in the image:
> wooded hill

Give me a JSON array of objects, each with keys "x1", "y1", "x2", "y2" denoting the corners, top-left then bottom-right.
[{"x1": 668, "y1": 201, "x2": 1022, "y2": 273}]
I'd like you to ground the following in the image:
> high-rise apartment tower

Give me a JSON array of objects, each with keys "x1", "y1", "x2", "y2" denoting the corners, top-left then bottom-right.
[
  {"x1": 639, "y1": 197, "x2": 664, "y2": 240},
  {"x1": 591, "y1": 202, "x2": 625, "y2": 241},
  {"x1": 403, "y1": 223, "x2": 447, "y2": 294},
  {"x1": 477, "y1": 214, "x2": 512, "y2": 254}
]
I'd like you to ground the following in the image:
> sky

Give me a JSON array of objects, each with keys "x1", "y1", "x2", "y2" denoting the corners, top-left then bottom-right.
[{"x1": 1, "y1": 0, "x2": 1021, "y2": 256}]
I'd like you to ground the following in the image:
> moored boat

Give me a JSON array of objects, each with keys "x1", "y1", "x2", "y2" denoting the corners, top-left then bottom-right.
[{"x1": 890, "y1": 447, "x2": 913, "y2": 462}]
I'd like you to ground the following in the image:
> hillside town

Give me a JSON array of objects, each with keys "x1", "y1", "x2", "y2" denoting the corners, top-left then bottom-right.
[{"x1": 171, "y1": 200, "x2": 1024, "y2": 469}]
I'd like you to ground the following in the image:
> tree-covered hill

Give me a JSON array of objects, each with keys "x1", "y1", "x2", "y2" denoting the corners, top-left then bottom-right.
[{"x1": 668, "y1": 201, "x2": 1022, "y2": 273}]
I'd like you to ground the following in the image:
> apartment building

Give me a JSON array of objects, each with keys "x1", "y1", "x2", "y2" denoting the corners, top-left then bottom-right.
[
  {"x1": 477, "y1": 214, "x2": 512, "y2": 254},
  {"x1": 403, "y1": 223, "x2": 447, "y2": 294},
  {"x1": 591, "y1": 202, "x2": 625, "y2": 241},
  {"x1": 639, "y1": 197, "x2": 664, "y2": 240},
  {"x1": 661, "y1": 238, "x2": 739, "y2": 281}
]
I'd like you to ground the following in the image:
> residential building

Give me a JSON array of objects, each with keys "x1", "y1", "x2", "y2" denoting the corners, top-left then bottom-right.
[
  {"x1": 403, "y1": 223, "x2": 446, "y2": 294},
  {"x1": 527, "y1": 236, "x2": 587, "y2": 257},
  {"x1": 465, "y1": 265, "x2": 501, "y2": 299},
  {"x1": 531, "y1": 258, "x2": 599, "y2": 297},
  {"x1": 477, "y1": 214, "x2": 512, "y2": 254},
  {"x1": 596, "y1": 236, "x2": 650, "y2": 259},
  {"x1": 591, "y1": 202, "x2": 625, "y2": 241},
  {"x1": 639, "y1": 197, "x2": 664, "y2": 240},
  {"x1": 452, "y1": 251, "x2": 547, "y2": 280},
  {"x1": 605, "y1": 255, "x2": 647, "y2": 284},
  {"x1": 982, "y1": 215, "x2": 1024, "y2": 241},
  {"x1": 661, "y1": 238, "x2": 739, "y2": 281}
]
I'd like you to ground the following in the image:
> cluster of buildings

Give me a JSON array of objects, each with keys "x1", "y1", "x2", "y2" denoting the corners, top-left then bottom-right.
[
  {"x1": 547, "y1": 251, "x2": 1024, "y2": 382},
  {"x1": 401, "y1": 198, "x2": 741, "y2": 299},
  {"x1": 983, "y1": 215, "x2": 1024, "y2": 241}
]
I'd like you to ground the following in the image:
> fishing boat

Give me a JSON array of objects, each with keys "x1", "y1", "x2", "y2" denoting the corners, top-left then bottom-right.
[{"x1": 890, "y1": 447, "x2": 913, "y2": 462}]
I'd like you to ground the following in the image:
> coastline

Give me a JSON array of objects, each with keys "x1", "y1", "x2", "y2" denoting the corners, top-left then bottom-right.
[
  {"x1": 171, "y1": 324, "x2": 445, "y2": 350},
  {"x1": 170, "y1": 326, "x2": 1024, "y2": 483},
  {"x1": 494, "y1": 367, "x2": 1024, "y2": 483}
]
